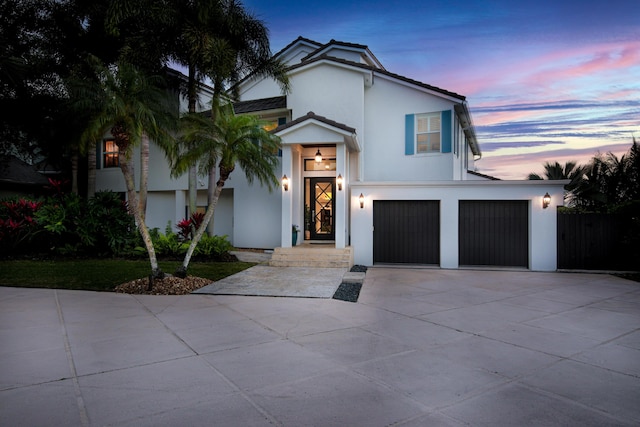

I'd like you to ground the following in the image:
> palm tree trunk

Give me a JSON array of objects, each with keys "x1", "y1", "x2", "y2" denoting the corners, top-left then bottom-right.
[
  {"x1": 139, "y1": 133, "x2": 149, "y2": 221},
  {"x1": 187, "y1": 65, "x2": 198, "y2": 217},
  {"x1": 175, "y1": 180, "x2": 224, "y2": 278},
  {"x1": 87, "y1": 141, "x2": 96, "y2": 198},
  {"x1": 71, "y1": 150, "x2": 78, "y2": 195},
  {"x1": 188, "y1": 166, "x2": 197, "y2": 215},
  {"x1": 206, "y1": 169, "x2": 216, "y2": 235},
  {"x1": 119, "y1": 151, "x2": 163, "y2": 280}
]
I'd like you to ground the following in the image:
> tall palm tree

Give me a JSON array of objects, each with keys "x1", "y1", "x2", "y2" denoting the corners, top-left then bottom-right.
[
  {"x1": 105, "y1": 0, "x2": 289, "y2": 221},
  {"x1": 172, "y1": 102, "x2": 281, "y2": 277},
  {"x1": 528, "y1": 161, "x2": 586, "y2": 206},
  {"x1": 171, "y1": 0, "x2": 289, "y2": 222},
  {"x1": 70, "y1": 57, "x2": 178, "y2": 280}
]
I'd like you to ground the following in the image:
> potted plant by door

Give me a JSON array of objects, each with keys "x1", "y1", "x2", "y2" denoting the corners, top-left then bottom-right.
[
  {"x1": 292, "y1": 224, "x2": 300, "y2": 246},
  {"x1": 304, "y1": 204, "x2": 311, "y2": 240}
]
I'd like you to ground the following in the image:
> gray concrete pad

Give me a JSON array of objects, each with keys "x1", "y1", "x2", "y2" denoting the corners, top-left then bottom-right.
[
  {"x1": 194, "y1": 265, "x2": 347, "y2": 298},
  {"x1": 1, "y1": 268, "x2": 640, "y2": 426}
]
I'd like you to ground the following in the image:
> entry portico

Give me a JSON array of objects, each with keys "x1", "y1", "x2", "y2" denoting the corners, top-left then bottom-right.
[{"x1": 276, "y1": 112, "x2": 360, "y2": 250}]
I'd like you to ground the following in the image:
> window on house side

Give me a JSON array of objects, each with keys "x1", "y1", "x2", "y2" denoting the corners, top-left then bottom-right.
[
  {"x1": 416, "y1": 113, "x2": 441, "y2": 153},
  {"x1": 103, "y1": 139, "x2": 119, "y2": 167}
]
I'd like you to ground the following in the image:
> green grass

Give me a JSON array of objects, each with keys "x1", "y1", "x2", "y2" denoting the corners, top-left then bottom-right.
[{"x1": 0, "y1": 259, "x2": 255, "y2": 292}]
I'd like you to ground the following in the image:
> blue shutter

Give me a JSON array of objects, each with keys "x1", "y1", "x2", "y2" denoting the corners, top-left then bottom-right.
[
  {"x1": 441, "y1": 110, "x2": 452, "y2": 153},
  {"x1": 405, "y1": 114, "x2": 414, "y2": 155}
]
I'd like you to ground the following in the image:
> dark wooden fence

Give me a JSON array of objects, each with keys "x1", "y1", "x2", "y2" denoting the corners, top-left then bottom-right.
[{"x1": 557, "y1": 211, "x2": 637, "y2": 270}]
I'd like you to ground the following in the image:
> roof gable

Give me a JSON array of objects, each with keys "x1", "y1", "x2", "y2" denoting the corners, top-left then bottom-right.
[
  {"x1": 274, "y1": 112, "x2": 359, "y2": 152},
  {"x1": 273, "y1": 36, "x2": 323, "y2": 66},
  {"x1": 301, "y1": 39, "x2": 385, "y2": 70}
]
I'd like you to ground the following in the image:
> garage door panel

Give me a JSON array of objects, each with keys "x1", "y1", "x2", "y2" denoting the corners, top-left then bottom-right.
[
  {"x1": 373, "y1": 200, "x2": 439, "y2": 264},
  {"x1": 459, "y1": 200, "x2": 528, "y2": 268}
]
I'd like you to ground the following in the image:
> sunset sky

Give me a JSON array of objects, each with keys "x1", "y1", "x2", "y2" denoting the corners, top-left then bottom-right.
[{"x1": 242, "y1": 0, "x2": 639, "y2": 179}]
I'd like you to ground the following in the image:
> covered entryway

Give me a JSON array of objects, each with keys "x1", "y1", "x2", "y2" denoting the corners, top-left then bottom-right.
[
  {"x1": 373, "y1": 200, "x2": 440, "y2": 264},
  {"x1": 459, "y1": 200, "x2": 528, "y2": 268}
]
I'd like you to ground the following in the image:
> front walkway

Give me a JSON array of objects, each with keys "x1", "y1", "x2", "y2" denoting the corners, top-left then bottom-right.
[{"x1": 1, "y1": 269, "x2": 639, "y2": 426}]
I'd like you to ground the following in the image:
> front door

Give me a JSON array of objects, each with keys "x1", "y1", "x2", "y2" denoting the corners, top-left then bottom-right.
[{"x1": 306, "y1": 178, "x2": 335, "y2": 240}]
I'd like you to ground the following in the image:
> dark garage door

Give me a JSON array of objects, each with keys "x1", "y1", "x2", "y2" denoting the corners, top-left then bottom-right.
[
  {"x1": 373, "y1": 200, "x2": 440, "y2": 264},
  {"x1": 459, "y1": 200, "x2": 528, "y2": 267}
]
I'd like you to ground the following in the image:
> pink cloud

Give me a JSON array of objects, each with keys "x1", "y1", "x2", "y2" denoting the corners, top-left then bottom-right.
[
  {"x1": 477, "y1": 141, "x2": 632, "y2": 180},
  {"x1": 452, "y1": 40, "x2": 640, "y2": 100}
]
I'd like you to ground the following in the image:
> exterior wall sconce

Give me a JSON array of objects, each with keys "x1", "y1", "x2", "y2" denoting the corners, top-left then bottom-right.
[
  {"x1": 542, "y1": 192, "x2": 551, "y2": 209},
  {"x1": 336, "y1": 174, "x2": 343, "y2": 191},
  {"x1": 359, "y1": 193, "x2": 365, "y2": 209},
  {"x1": 282, "y1": 175, "x2": 289, "y2": 191},
  {"x1": 315, "y1": 148, "x2": 322, "y2": 163}
]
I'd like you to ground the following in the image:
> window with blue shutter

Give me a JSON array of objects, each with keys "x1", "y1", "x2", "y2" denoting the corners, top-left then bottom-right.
[{"x1": 405, "y1": 110, "x2": 452, "y2": 155}]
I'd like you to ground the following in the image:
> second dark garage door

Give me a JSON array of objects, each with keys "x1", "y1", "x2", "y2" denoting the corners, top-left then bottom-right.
[
  {"x1": 373, "y1": 200, "x2": 440, "y2": 265},
  {"x1": 459, "y1": 200, "x2": 529, "y2": 268}
]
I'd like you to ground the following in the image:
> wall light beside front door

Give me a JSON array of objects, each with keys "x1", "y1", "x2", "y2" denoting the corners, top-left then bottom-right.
[
  {"x1": 359, "y1": 193, "x2": 365, "y2": 209},
  {"x1": 542, "y1": 192, "x2": 551, "y2": 209},
  {"x1": 282, "y1": 175, "x2": 289, "y2": 191},
  {"x1": 336, "y1": 174, "x2": 343, "y2": 191}
]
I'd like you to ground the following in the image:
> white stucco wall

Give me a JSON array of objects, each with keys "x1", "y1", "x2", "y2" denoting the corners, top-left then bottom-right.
[
  {"x1": 288, "y1": 64, "x2": 365, "y2": 133},
  {"x1": 145, "y1": 192, "x2": 177, "y2": 232},
  {"x1": 350, "y1": 180, "x2": 566, "y2": 271},
  {"x1": 363, "y1": 76, "x2": 459, "y2": 181},
  {"x1": 230, "y1": 164, "x2": 283, "y2": 249}
]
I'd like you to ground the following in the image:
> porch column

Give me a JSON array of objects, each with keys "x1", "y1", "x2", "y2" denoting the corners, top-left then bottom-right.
[
  {"x1": 440, "y1": 197, "x2": 459, "y2": 268},
  {"x1": 174, "y1": 190, "x2": 186, "y2": 229},
  {"x1": 335, "y1": 144, "x2": 347, "y2": 248},
  {"x1": 280, "y1": 145, "x2": 293, "y2": 247}
]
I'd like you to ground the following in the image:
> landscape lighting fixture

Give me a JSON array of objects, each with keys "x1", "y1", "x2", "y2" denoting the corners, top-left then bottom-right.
[
  {"x1": 315, "y1": 148, "x2": 322, "y2": 163},
  {"x1": 359, "y1": 193, "x2": 365, "y2": 209},
  {"x1": 337, "y1": 174, "x2": 343, "y2": 191},
  {"x1": 282, "y1": 175, "x2": 289, "y2": 191},
  {"x1": 542, "y1": 192, "x2": 551, "y2": 209}
]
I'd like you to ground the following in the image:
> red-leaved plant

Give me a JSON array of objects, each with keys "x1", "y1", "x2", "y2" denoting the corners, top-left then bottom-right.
[{"x1": 177, "y1": 212, "x2": 206, "y2": 241}]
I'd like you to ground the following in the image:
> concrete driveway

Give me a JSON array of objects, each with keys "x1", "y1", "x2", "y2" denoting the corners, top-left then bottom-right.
[{"x1": 1, "y1": 268, "x2": 639, "y2": 426}]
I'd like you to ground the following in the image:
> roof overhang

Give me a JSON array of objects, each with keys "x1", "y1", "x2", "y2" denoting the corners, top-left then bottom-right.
[
  {"x1": 273, "y1": 112, "x2": 360, "y2": 152},
  {"x1": 454, "y1": 102, "x2": 482, "y2": 158}
]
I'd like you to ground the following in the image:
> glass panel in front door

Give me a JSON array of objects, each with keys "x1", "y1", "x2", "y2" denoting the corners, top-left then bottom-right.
[{"x1": 306, "y1": 178, "x2": 335, "y2": 240}]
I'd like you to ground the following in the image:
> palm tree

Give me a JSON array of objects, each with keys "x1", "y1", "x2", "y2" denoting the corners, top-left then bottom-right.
[
  {"x1": 528, "y1": 161, "x2": 586, "y2": 206},
  {"x1": 171, "y1": 0, "x2": 289, "y2": 222},
  {"x1": 70, "y1": 57, "x2": 178, "y2": 280},
  {"x1": 172, "y1": 102, "x2": 281, "y2": 277}
]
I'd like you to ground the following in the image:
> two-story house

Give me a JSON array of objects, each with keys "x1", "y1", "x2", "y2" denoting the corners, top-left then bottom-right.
[{"x1": 96, "y1": 36, "x2": 565, "y2": 271}]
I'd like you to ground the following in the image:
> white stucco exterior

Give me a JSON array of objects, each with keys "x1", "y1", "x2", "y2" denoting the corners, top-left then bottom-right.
[{"x1": 95, "y1": 36, "x2": 566, "y2": 271}]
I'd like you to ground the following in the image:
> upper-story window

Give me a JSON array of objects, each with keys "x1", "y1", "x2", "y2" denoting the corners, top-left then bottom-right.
[
  {"x1": 103, "y1": 139, "x2": 119, "y2": 167},
  {"x1": 260, "y1": 117, "x2": 286, "y2": 156},
  {"x1": 416, "y1": 113, "x2": 441, "y2": 153},
  {"x1": 405, "y1": 110, "x2": 452, "y2": 156}
]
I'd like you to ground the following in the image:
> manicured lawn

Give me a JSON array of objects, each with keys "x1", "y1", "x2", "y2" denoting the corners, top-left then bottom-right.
[{"x1": 0, "y1": 259, "x2": 255, "y2": 292}]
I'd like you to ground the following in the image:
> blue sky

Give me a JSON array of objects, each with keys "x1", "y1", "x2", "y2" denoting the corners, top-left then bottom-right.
[{"x1": 242, "y1": 0, "x2": 639, "y2": 179}]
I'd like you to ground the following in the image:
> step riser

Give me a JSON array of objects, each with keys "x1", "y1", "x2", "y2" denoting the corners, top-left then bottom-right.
[{"x1": 269, "y1": 247, "x2": 354, "y2": 268}]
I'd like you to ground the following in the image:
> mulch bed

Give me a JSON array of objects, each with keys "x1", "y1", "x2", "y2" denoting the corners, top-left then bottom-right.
[
  {"x1": 115, "y1": 275, "x2": 211, "y2": 295},
  {"x1": 332, "y1": 265, "x2": 367, "y2": 303}
]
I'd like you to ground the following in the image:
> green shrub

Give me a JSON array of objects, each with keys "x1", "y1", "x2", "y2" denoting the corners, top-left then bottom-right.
[
  {"x1": 193, "y1": 234, "x2": 232, "y2": 258},
  {"x1": 136, "y1": 222, "x2": 188, "y2": 259},
  {"x1": 36, "y1": 192, "x2": 135, "y2": 256}
]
